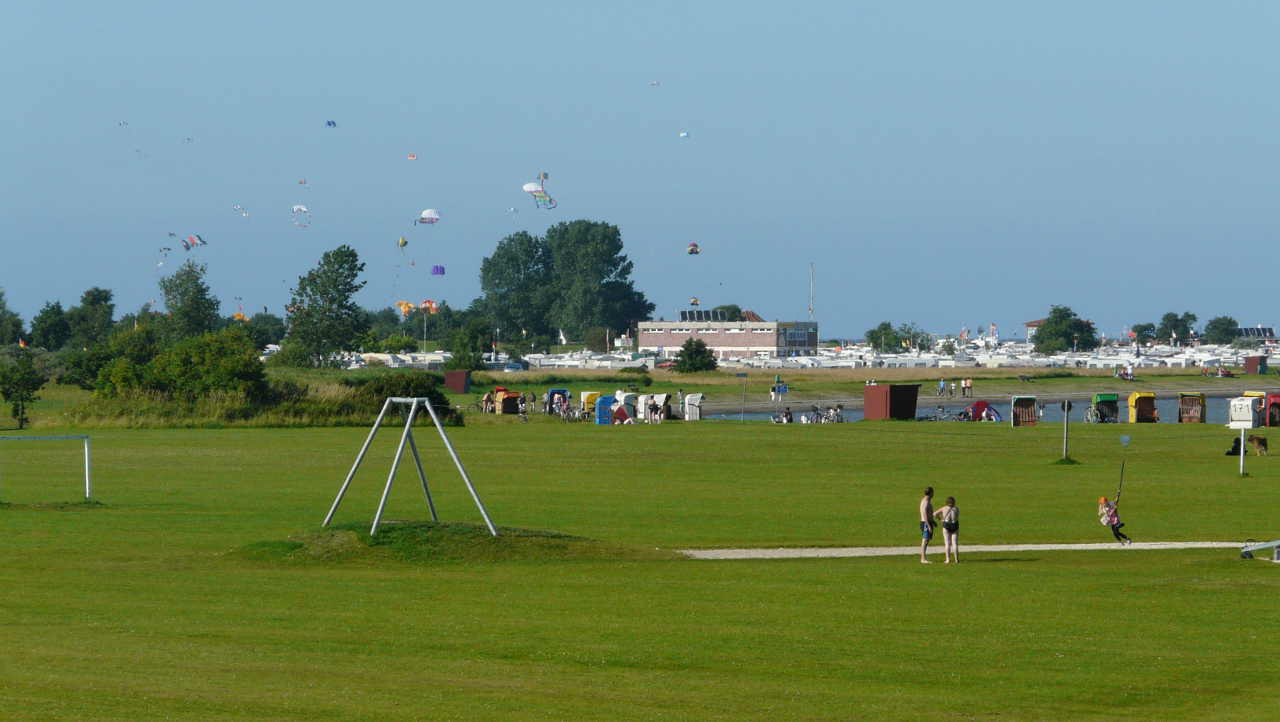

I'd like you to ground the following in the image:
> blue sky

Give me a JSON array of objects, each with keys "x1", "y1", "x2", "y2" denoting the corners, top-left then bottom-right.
[{"x1": 4, "y1": 2, "x2": 1278, "y2": 339}]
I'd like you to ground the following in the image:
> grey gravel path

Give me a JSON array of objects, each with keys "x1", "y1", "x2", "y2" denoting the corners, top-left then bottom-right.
[{"x1": 680, "y1": 541, "x2": 1242, "y2": 560}]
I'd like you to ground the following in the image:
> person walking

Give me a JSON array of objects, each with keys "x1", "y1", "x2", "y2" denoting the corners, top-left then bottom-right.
[
  {"x1": 919, "y1": 487, "x2": 936, "y2": 563},
  {"x1": 937, "y1": 379, "x2": 946, "y2": 397},
  {"x1": 1098, "y1": 496, "x2": 1132, "y2": 545},
  {"x1": 932, "y1": 496, "x2": 960, "y2": 563},
  {"x1": 949, "y1": 382, "x2": 957, "y2": 398}
]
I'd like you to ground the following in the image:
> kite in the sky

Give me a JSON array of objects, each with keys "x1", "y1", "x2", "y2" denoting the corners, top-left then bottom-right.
[
  {"x1": 325, "y1": 120, "x2": 337, "y2": 128},
  {"x1": 689, "y1": 297, "x2": 700, "y2": 306},
  {"x1": 431, "y1": 265, "x2": 445, "y2": 276},
  {"x1": 297, "y1": 178, "x2": 309, "y2": 188},
  {"x1": 649, "y1": 80, "x2": 661, "y2": 87},
  {"x1": 407, "y1": 153, "x2": 418, "y2": 161},
  {"x1": 232, "y1": 204, "x2": 249, "y2": 217},
  {"x1": 117, "y1": 121, "x2": 129, "y2": 127},
  {"x1": 291, "y1": 205, "x2": 311, "y2": 227},
  {"x1": 395, "y1": 300, "x2": 415, "y2": 318},
  {"x1": 397, "y1": 236, "x2": 408, "y2": 251},
  {"x1": 678, "y1": 130, "x2": 689, "y2": 139},
  {"x1": 156, "y1": 247, "x2": 172, "y2": 268},
  {"x1": 421, "y1": 299, "x2": 438, "y2": 315},
  {"x1": 414, "y1": 209, "x2": 440, "y2": 225},
  {"x1": 522, "y1": 172, "x2": 556, "y2": 209},
  {"x1": 180, "y1": 234, "x2": 206, "y2": 251},
  {"x1": 687, "y1": 242, "x2": 700, "y2": 256}
]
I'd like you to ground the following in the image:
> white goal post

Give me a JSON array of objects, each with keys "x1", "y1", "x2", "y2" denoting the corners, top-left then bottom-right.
[{"x1": 0, "y1": 435, "x2": 93, "y2": 500}]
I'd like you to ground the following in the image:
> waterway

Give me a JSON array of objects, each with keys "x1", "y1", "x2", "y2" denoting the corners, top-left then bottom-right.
[{"x1": 708, "y1": 396, "x2": 1237, "y2": 424}]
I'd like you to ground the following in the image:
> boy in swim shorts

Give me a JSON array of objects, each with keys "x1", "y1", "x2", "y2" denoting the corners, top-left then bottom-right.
[{"x1": 919, "y1": 487, "x2": 935, "y2": 563}]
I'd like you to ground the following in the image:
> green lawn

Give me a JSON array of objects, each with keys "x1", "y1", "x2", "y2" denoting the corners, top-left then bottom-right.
[{"x1": 1, "y1": 421, "x2": 1277, "y2": 719}]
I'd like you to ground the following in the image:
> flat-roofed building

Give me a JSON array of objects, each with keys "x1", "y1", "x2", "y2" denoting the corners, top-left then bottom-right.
[{"x1": 638, "y1": 315, "x2": 818, "y2": 359}]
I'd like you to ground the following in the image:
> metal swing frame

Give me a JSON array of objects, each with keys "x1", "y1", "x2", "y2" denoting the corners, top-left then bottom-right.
[{"x1": 322, "y1": 397, "x2": 498, "y2": 536}]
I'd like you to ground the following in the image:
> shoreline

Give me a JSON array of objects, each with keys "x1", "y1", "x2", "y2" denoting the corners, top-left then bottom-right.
[{"x1": 699, "y1": 380, "x2": 1277, "y2": 414}]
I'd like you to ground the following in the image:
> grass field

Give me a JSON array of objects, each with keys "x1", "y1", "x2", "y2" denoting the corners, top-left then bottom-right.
[
  {"x1": 1, "y1": 420, "x2": 1278, "y2": 719},
  {"x1": 26, "y1": 364, "x2": 1280, "y2": 429}
]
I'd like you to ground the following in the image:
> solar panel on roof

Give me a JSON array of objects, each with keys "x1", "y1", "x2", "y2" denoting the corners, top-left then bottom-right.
[{"x1": 680, "y1": 310, "x2": 727, "y2": 322}]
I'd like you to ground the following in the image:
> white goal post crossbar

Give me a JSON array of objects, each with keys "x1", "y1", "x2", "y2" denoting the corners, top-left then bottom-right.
[
  {"x1": 0, "y1": 435, "x2": 93, "y2": 500},
  {"x1": 322, "y1": 397, "x2": 497, "y2": 537}
]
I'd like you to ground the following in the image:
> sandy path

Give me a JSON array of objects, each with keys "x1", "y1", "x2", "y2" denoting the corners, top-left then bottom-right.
[{"x1": 680, "y1": 541, "x2": 1241, "y2": 560}]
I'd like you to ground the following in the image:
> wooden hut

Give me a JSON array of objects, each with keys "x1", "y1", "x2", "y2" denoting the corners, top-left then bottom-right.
[
  {"x1": 1177, "y1": 392, "x2": 1205, "y2": 423},
  {"x1": 1128, "y1": 392, "x2": 1157, "y2": 423},
  {"x1": 1011, "y1": 396, "x2": 1038, "y2": 427}
]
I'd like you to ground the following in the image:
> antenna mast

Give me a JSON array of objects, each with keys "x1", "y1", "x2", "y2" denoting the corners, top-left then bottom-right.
[{"x1": 808, "y1": 262, "x2": 815, "y2": 321}]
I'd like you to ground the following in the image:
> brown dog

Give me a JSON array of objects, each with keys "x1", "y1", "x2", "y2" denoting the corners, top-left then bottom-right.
[{"x1": 1248, "y1": 435, "x2": 1269, "y2": 456}]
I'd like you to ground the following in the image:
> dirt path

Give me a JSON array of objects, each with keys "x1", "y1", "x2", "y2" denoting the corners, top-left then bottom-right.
[{"x1": 680, "y1": 541, "x2": 1241, "y2": 560}]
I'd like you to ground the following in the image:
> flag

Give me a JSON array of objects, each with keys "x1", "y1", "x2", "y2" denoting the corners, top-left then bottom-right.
[
  {"x1": 558, "y1": 328, "x2": 567, "y2": 345},
  {"x1": 17, "y1": 337, "x2": 27, "y2": 348}
]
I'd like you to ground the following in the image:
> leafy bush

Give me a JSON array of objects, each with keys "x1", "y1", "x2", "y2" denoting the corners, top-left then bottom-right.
[
  {"x1": 93, "y1": 327, "x2": 269, "y2": 403},
  {"x1": 342, "y1": 370, "x2": 461, "y2": 425},
  {"x1": 61, "y1": 346, "x2": 114, "y2": 390},
  {"x1": 265, "y1": 341, "x2": 322, "y2": 369},
  {"x1": 381, "y1": 335, "x2": 419, "y2": 353},
  {"x1": 264, "y1": 378, "x2": 310, "y2": 405},
  {"x1": 674, "y1": 338, "x2": 718, "y2": 372}
]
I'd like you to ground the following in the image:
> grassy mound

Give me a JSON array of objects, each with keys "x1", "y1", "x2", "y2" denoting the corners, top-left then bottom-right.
[{"x1": 232, "y1": 521, "x2": 681, "y2": 565}]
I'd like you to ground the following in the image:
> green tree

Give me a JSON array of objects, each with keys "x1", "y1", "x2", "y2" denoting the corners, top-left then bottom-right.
[
  {"x1": 0, "y1": 290, "x2": 25, "y2": 345},
  {"x1": 364, "y1": 307, "x2": 405, "y2": 341},
  {"x1": 243, "y1": 313, "x2": 287, "y2": 349},
  {"x1": 285, "y1": 245, "x2": 368, "y2": 366},
  {"x1": 91, "y1": 324, "x2": 168, "y2": 396},
  {"x1": 864, "y1": 321, "x2": 901, "y2": 352},
  {"x1": 545, "y1": 221, "x2": 654, "y2": 337},
  {"x1": 30, "y1": 301, "x2": 72, "y2": 350},
  {"x1": 115, "y1": 302, "x2": 169, "y2": 336},
  {"x1": 445, "y1": 320, "x2": 490, "y2": 371},
  {"x1": 65, "y1": 287, "x2": 115, "y2": 349},
  {"x1": 158, "y1": 260, "x2": 220, "y2": 340},
  {"x1": 896, "y1": 322, "x2": 932, "y2": 350},
  {"x1": 142, "y1": 327, "x2": 267, "y2": 401},
  {"x1": 584, "y1": 326, "x2": 611, "y2": 352},
  {"x1": 710, "y1": 304, "x2": 744, "y2": 321},
  {"x1": 381, "y1": 334, "x2": 419, "y2": 353},
  {"x1": 0, "y1": 348, "x2": 48, "y2": 429},
  {"x1": 1202, "y1": 316, "x2": 1239, "y2": 345},
  {"x1": 1032, "y1": 306, "x2": 1099, "y2": 354},
  {"x1": 478, "y1": 231, "x2": 556, "y2": 338},
  {"x1": 1130, "y1": 323, "x2": 1156, "y2": 345},
  {"x1": 674, "y1": 338, "x2": 717, "y2": 372},
  {"x1": 1155, "y1": 311, "x2": 1197, "y2": 344}
]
